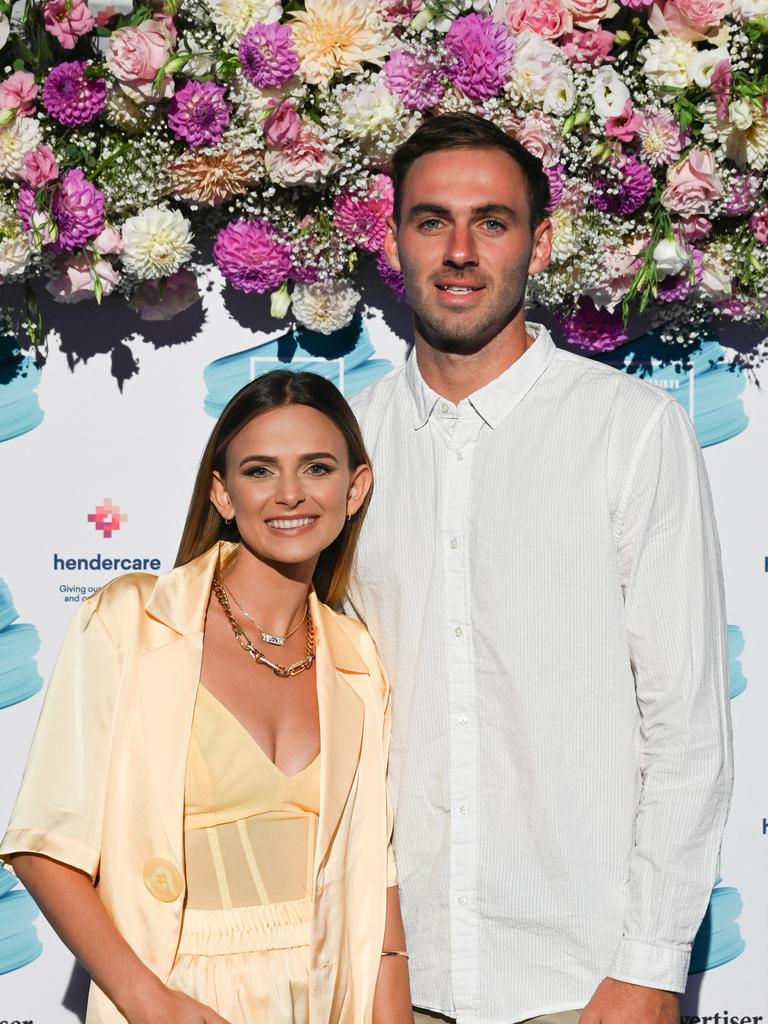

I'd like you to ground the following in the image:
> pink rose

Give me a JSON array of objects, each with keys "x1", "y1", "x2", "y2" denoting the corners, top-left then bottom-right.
[
  {"x1": 263, "y1": 100, "x2": 301, "y2": 149},
  {"x1": 106, "y1": 20, "x2": 174, "y2": 102},
  {"x1": 0, "y1": 71, "x2": 38, "y2": 116},
  {"x1": 514, "y1": 112, "x2": 562, "y2": 167},
  {"x1": 654, "y1": 0, "x2": 729, "y2": 37},
  {"x1": 94, "y1": 225, "x2": 122, "y2": 255},
  {"x1": 130, "y1": 268, "x2": 200, "y2": 321},
  {"x1": 605, "y1": 99, "x2": 643, "y2": 141},
  {"x1": 678, "y1": 215, "x2": 712, "y2": 241},
  {"x1": 561, "y1": 29, "x2": 615, "y2": 63},
  {"x1": 566, "y1": 0, "x2": 619, "y2": 30},
  {"x1": 43, "y1": 0, "x2": 95, "y2": 49},
  {"x1": 661, "y1": 149, "x2": 724, "y2": 215},
  {"x1": 264, "y1": 122, "x2": 337, "y2": 186},
  {"x1": 20, "y1": 145, "x2": 59, "y2": 186},
  {"x1": 46, "y1": 254, "x2": 119, "y2": 303},
  {"x1": 501, "y1": 0, "x2": 573, "y2": 39}
]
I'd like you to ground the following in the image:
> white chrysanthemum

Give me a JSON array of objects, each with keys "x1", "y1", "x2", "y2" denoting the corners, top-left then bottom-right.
[
  {"x1": 290, "y1": 0, "x2": 391, "y2": 90},
  {"x1": 702, "y1": 99, "x2": 768, "y2": 169},
  {"x1": 0, "y1": 233, "x2": 34, "y2": 278},
  {"x1": 549, "y1": 207, "x2": 578, "y2": 264},
  {"x1": 336, "y1": 75, "x2": 419, "y2": 163},
  {"x1": 292, "y1": 280, "x2": 360, "y2": 335},
  {"x1": 204, "y1": 0, "x2": 282, "y2": 43},
  {"x1": 120, "y1": 206, "x2": 195, "y2": 279},
  {"x1": 0, "y1": 117, "x2": 42, "y2": 179},
  {"x1": 641, "y1": 36, "x2": 696, "y2": 90}
]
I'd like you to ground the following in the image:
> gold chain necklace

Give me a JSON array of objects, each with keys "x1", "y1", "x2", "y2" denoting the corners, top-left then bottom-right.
[{"x1": 212, "y1": 572, "x2": 316, "y2": 678}]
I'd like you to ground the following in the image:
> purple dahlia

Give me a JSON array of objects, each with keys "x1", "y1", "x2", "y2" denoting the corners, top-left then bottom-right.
[
  {"x1": 213, "y1": 219, "x2": 292, "y2": 293},
  {"x1": 168, "y1": 80, "x2": 231, "y2": 148},
  {"x1": 591, "y1": 158, "x2": 653, "y2": 216},
  {"x1": 545, "y1": 164, "x2": 565, "y2": 209},
  {"x1": 53, "y1": 168, "x2": 105, "y2": 249},
  {"x1": 444, "y1": 13, "x2": 515, "y2": 101},
  {"x1": 42, "y1": 61, "x2": 107, "y2": 127},
  {"x1": 376, "y1": 249, "x2": 406, "y2": 302},
  {"x1": 239, "y1": 22, "x2": 299, "y2": 89},
  {"x1": 384, "y1": 49, "x2": 445, "y2": 110},
  {"x1": 557, "y1": 299, "x2": 627, "y2": 353}
]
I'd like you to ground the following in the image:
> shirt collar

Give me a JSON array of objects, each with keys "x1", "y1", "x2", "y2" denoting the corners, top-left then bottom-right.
[{"x1": 405, "y1": 322, "x2": 557, "y2": 430}]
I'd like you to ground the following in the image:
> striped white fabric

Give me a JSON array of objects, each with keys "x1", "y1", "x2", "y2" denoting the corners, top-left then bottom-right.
[{"x1": 346, "y1": 324, "x2": 733, "y2": 1024}]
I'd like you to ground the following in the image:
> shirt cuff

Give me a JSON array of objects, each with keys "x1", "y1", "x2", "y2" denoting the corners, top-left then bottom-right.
[{"x1": 608, "y1": 938, "x2": 691, "y2": 993}]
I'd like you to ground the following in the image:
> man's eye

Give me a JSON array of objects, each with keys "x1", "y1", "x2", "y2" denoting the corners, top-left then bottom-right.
[
  {"x1": 418, "y1": 218, "x2": 442, "y2": 230},
  {"x1": 483, "y1": 219, "x2": 506, "y2": 232}
]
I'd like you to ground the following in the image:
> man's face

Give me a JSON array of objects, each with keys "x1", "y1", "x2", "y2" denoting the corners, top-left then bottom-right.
[{"x1": 384, "y1": 147, "x2": 552, "y2": 355}]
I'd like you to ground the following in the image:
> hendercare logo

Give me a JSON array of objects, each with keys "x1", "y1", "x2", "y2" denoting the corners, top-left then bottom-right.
[{"x1": 87, "y1": 498, "x2": 127, "y2": 539}]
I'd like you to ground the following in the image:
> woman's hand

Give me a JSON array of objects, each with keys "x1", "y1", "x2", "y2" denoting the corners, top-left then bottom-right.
[{"x1": 125, "y1": 982, "x2": 233, "y2": 1024}]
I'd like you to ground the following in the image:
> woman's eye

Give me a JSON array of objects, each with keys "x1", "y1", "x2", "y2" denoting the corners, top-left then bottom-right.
[
  {"x1": 307, "y1": 463, "x2": 333, "y2": 475},
  {"x1": 245, "y1": 466, "x2": 270, "y2": 477}
]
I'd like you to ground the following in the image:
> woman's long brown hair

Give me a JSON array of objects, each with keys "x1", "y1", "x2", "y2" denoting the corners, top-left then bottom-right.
[{"x1": 175, "y1": 370, "x2": 373, "y2": 608}]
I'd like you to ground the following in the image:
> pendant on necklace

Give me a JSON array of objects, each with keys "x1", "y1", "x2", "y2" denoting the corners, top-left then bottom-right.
[{"x1": 261, "y1": 631, "x2": 286, "y2": 646}]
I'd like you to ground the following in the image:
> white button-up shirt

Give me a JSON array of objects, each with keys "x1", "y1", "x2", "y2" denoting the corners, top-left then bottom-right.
[{"x1": 347, "y1": 325, "x2": 733, "y2": 1024}]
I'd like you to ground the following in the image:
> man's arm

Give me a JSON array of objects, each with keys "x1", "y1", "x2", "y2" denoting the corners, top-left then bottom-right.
[{"x1": 585, "y1": 399, "x2": 733, "y2": 1021}]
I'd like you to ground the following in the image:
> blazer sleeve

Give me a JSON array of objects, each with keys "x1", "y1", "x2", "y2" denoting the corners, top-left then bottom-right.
[{"x1": 0, "y1": 595, "x2": 122, "y2": 882}]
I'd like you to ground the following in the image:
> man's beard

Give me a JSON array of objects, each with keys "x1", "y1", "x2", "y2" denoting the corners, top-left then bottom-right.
[{"x1": 398, "y1": 252, "x2": 532, "y2": 356}]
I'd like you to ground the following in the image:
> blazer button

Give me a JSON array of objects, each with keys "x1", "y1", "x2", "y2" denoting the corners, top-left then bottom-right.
[{"x1": 143, "y1": 858, "x2": 183, "y2": 902}]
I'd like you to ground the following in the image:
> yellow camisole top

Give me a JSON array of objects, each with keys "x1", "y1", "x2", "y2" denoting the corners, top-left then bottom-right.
[{"x1": 183, "y1": 685, "x2": 321, "y2": 911}]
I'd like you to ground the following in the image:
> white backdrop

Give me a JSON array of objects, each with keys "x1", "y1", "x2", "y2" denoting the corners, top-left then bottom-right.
[{"x1": 0, "y1": 275, "x2": 765, "y2": 1022}]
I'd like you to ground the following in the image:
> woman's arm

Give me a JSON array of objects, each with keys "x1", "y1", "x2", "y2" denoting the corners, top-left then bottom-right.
[
  {"x1": 373, "y1": 884, "x2": 413, "y2": 1024},
  {"x1": 11, "y1": 854, "x2": 230, "y2": 1024}
]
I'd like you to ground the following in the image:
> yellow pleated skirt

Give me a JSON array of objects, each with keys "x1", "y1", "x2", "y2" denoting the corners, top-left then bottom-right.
[{"x1": 168, "y1": 896, "x2": 313, "y2": 1024}]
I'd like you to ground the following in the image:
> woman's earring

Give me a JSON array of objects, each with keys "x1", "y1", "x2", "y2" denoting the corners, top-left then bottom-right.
[
  {"x1": 224, "y1": 514, "x2": 233, "y2": 525},
  {"x1": 346, "y1": 513, "x2": 352, "y2": 523}
]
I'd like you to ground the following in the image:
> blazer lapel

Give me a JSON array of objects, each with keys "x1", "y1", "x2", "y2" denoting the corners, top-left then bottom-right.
[{"x1": 312, "y1": 599, "x2": 367, "y2": 876}]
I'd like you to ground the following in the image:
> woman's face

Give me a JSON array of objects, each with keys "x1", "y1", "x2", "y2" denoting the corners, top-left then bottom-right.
[{"x1": 210, "y1": 404, "x2": 371, "y2": 570}]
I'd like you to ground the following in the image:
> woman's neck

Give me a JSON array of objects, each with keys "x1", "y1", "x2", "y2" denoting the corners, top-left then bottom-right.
[{"x1": 221, "y1": 543, "x2": 314, "y2": 637}]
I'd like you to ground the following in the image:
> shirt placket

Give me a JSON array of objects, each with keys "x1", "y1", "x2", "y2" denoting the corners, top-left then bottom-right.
[{"x1": 434, "y1": 400, "x2": 481, "y2": 1020}]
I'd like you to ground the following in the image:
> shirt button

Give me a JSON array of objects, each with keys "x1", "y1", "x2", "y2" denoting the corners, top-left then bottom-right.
[
  {"x1": 454, "y1": 625, "x2": 464, "y2": 638},
  {"x1": 449, "y1": 537, "x2": 458, "y2": 549},
  {"x1": 440, "y1": 401, "x2": 451, "y2": 414},
  {"x1": 457, "y1": 714, "x2": 468, "y2": 726},
  {"x1": 458, "y1": 803, "x2": 469, "y2": 815},
  {"x1": 457, "y1": 895, "x2": 467, "y2": 906},
  {"x1": 456, "y1": 451, "x2": 464, "y2": 462}
]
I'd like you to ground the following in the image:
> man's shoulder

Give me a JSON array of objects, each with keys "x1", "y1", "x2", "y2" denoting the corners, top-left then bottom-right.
[
  {"x1": 348, "y1": 363, "x2": 408, "y2": 420},
  {"x1": 552, "y1": 345, "x2": 676, "y2": 421}
]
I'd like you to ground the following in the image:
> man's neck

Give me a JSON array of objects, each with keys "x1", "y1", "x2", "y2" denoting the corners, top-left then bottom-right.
[{"x1": 414, "y1": 322, "x2": 535, "y2": 405}]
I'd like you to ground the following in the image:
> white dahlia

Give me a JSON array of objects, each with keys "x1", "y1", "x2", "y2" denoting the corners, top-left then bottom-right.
[
  {"x1": 549, "y1": 207, "x2": 578, "y2": 264},
  {"x1": 0, "y1": 233, "x2": 34, "y2": 278},
  {"x1": 292, "y1": 279, "x2": 360, "y2": 334},
  {"x1": 120, "y1": 206, "x2": 195, "y2": 279},
  {"x1": 290, "y1": 0, "x2": 391, "y2": 90},
  {"x1": 204, "y1": 0, "x2": 282, "y2": 43},
  {"x1": 0, "y1": 117, "x2": 42, "y2": 179},
  {"x1": 641, "y1": 36, "x2": 696, "y2": 90}
]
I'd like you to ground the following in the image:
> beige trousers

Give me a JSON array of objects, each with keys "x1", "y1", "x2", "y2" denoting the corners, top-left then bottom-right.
[{"x1": 413, "y1": 1011, "x2": 581, "y2": 1024}]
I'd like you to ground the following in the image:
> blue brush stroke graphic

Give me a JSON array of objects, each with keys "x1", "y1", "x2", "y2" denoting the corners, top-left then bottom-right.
[
  {"x1": 204, "y1": 316, "x2": 393, "y2": 417},
  {"x1": 0, "y1": 867, "x2": 41, "y2": 975},
  {"x1": 0, "y1": 579, "x2": 42, "y2": 709},
  {"x1": 727, "y1": 625, "x2": 747, "y2": 700},
  {"x1": 598, "y1": 337, "x2": 747, "y2": 448},
  {"x1": 0, "y1": 337, "x2": 44, "y2": 443},
  {"x1": 690, "y1": 885, "x2": 746, "y2": 974}
]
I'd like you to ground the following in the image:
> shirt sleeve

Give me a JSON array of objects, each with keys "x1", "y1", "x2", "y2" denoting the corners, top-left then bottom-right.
[
  {"x1": 609, "y1": 399, "x2": 733, "y2": 992},
  {"x1": 0, "y1": 597, "x2": 122, "y2": 882}
]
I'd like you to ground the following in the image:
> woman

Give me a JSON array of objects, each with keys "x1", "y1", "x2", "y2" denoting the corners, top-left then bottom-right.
[{"x1": 0, "y1": 371, "x2": 412, "y2": 1024}]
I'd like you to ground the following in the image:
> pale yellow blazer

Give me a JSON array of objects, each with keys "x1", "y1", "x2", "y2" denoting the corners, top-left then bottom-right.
[{"x1": 0, "y1": 542, "x2": 396, "y2": 1024}]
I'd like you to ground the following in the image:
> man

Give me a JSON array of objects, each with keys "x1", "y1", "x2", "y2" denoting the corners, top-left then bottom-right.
[{"x1": 346, "y1": 113, "x2": 733, "y2": 1024}]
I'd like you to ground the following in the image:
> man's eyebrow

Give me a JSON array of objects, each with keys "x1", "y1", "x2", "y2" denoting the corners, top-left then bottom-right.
[
  {"x1": 472, "y1": 203, "x2": 519, "y2": 220},
  {"x1": 408, "y1": 203, "x2": 451, "y2": 220}
]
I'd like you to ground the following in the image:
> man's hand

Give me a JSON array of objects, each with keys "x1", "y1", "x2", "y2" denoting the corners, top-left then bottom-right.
[{"x1": 580, "y1": 978, "x2": 679, "y2": 1023}]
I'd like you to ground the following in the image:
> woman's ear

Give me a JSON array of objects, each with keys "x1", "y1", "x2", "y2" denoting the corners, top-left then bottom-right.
[
  {"x1": 210, "y1": 471, "x2": 234, "y2": 520},
  {"x1": 347, "y1": 464, "x2": 373, "y2": 517}
]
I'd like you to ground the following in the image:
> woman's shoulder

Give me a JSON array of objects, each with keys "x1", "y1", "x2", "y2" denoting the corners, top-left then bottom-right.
[{"x1": 83, "y1": 570, "x2": 160, "y2": 630}]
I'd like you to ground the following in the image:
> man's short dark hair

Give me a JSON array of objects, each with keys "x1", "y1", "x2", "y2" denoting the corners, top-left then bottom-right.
[{"x1": 390, "y1": 113, "x2": 551, "y2": 231}]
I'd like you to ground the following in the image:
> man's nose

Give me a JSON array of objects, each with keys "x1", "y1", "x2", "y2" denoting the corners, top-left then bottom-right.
[{"x1": 444, "y1": 224, "x2": 478, "y2": 268}]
